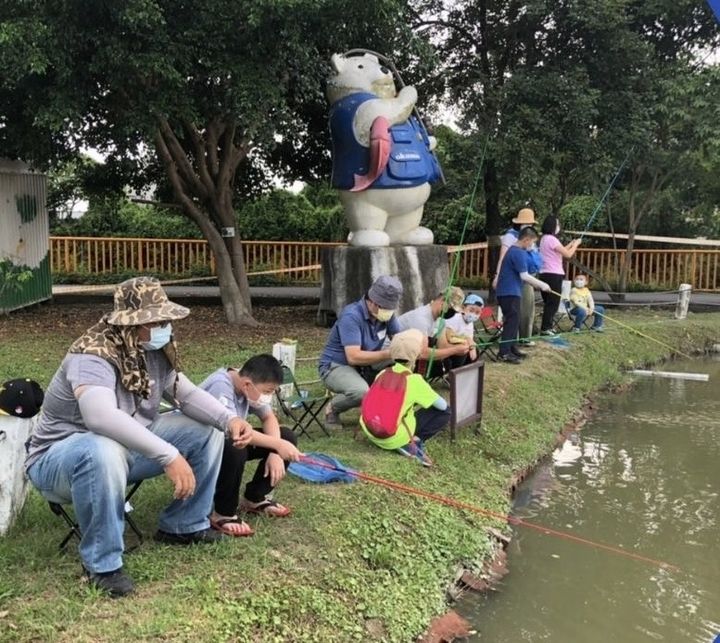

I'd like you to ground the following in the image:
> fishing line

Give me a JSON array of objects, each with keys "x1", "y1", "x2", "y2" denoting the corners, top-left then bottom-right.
[
  {"x1": 578, "y1": 147, "x2": 634, "y2": 242},
  {"x1": 549, "y1": 289, "x2": 694, "y2": 359},
  {"x1": 299, "y1": 456, "x2": 681, "y2": 572},
  {"x1": 426, "y1": 134, "x2": 490, "y2": 379}
]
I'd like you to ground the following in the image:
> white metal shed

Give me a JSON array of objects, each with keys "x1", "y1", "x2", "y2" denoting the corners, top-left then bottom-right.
[{"x1": 0, "y1": 159, "x2": 51, "y2": 313}]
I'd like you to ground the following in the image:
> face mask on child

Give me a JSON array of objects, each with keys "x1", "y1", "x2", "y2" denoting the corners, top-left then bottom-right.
[
  {"x1": 463, "y1": 312, "x2": 480, "y2": 324},
  {"x1": 141, "y1": 324, "x2": 172, "y2": 351},
  {"x1": 246, "y1": 382, "x2": 274, "y2": 408},
  {"x1": 574, "y1": 279, "x2": 586, "y2": 288}
]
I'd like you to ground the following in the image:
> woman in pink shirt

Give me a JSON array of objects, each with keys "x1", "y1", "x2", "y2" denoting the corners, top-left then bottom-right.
[{"x1": 538, "y1": 216, "x2": 581, "y2": 335}]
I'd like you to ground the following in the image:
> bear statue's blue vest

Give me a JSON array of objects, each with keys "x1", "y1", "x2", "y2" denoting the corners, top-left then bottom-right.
[{"x1": 329, "y1": 92, "x2": 442, "y2": 190}]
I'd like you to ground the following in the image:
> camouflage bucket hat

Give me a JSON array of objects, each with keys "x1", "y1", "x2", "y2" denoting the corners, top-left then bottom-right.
[
  {"x1": 106, "y1": 277, "x2": 190, "y2": 326},
  {"x1": 440, "y1": 286, "x2": 466, "y2": 313}
]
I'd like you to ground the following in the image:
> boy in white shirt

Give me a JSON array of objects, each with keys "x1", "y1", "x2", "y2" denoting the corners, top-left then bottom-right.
[{"x1": 444, "y1": 293, "x2": 483, "y2": 364}]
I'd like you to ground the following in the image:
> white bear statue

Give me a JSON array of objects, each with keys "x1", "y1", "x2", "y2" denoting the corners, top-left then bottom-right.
[{"x1": 327, "y1": 52, "x2": 442, "y2": 247}]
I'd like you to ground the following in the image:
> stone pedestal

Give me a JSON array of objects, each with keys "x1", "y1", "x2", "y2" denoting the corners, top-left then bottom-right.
[
  {"x1": 0, "y1": 416, "x2": 34, "y2": 535},
  {"x1": 317, "y1": 245, "x2": 450, "y2": 326}
]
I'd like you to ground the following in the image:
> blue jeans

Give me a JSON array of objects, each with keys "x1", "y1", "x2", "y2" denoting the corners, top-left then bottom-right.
[
  {"x1": 571, "y1": 304, "x2": 604, "y2": 329},
  {"x1": 27, "y1": 412, "x2": 224, "y2": 574}
]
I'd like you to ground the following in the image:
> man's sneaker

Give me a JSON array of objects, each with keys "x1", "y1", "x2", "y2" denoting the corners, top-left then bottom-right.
[
  {"x1": 518, "y1": 339, "x2": 536, "y2": 347},
  {"x1": 572, "y1": 328, "x2": 581, "y2": 333},
  {"x1": 540, "y1": 329, "x2": 556, "y2": 336},
  {"x1": 154, "y1": 527, "x2": 226, "y2": 546},
  {"x1": 84, "y1": 567, "x2": 135, "y2": 598},
  {"x1": 591, "y1": 327, "x2": 605, "y2": 333},
  {"x1": 511, "y1": 348, "x2": 528, "y2": 359},
  {"x1": 324, "y1": 407, "x2": 342, "y2": 428},
  {"x1": 498, "y1": 353, "x2": 521, "y2": 364}
]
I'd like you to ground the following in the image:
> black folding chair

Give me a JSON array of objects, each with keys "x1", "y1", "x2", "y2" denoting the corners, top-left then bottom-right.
[
  {"x1": 49, "y1": 481, "x2": 144, "y2": 551},
  {"x1": 275, "y1": 365, "x2": 331, "y2": 439}
]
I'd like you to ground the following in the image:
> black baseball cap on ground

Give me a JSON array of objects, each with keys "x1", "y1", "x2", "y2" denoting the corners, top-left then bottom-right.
[{"x1": 0, "y1": 378, "x2": 44, "y2": 418}]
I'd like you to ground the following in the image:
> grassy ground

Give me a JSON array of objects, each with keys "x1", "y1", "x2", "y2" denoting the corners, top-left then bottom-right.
[{"x1": 1, "y1": 302, "x2": 719, "y2": 642}]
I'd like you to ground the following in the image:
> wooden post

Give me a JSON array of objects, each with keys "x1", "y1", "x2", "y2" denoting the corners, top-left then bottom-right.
[
  {"x1": 272, "y1": 339, "x2": 297, "y2": 403},
  {"x1": 674, "y1": 283, "x2": 692, "y2": 320}
]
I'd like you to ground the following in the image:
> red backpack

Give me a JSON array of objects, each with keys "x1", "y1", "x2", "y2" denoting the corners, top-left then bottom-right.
[{"x1": 361, "y1": 369, "x2": 412, "y2": 440}]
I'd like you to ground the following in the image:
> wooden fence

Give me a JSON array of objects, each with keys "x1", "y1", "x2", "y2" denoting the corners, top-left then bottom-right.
[{"x1": 49, "y1": 236, "x2": 720, "y2": 291}]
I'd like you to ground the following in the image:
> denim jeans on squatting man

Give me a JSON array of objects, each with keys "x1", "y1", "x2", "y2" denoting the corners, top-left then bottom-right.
[{"x1": 27, "y1": 412, "x2": 224, "y2": 574}]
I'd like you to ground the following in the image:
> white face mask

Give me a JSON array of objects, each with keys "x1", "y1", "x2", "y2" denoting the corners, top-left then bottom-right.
[
  {"x1": 141, "y1": 323, "x2": 172, "y2": 351},
  {"x1": 246, "y1": 383, "x2": 274, "y2": 409},
  {"x1": 463, "y1": 312, "x2": 480, "y2": 324},
  {"x1": 375, "y1": 308, "x2": 394, "y2": 322},
  {"x1": 574, "y1": 279, "x2": 586, "y2": 288}
]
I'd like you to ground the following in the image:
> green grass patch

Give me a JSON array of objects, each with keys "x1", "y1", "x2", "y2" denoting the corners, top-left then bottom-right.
[{"x1": 1, "y1": 303, "x2": 719, "y2": 641}]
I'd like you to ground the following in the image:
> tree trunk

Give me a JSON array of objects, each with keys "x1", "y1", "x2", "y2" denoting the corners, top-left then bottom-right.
[
  {"x1": 484, "y1": 159, "x2": 502, "y2": 303},
  {"x1": 153, "y1": 119, "x2": 257, "y2": 326}
]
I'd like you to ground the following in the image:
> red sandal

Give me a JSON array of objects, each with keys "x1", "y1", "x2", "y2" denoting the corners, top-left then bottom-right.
[
  {"x1": 209, "y1": 515, "x2": 255, "y2": 537},
  {"x1": 240, "y1": 499, "x2": 291, "y2": 518}
]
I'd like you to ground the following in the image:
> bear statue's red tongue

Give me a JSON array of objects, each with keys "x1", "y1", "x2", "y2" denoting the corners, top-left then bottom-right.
[{"x1": 351, "y1": 116, "x2": 391, "y2": 192}]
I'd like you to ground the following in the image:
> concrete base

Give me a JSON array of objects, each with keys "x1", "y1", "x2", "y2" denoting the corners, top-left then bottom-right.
[
  {"x1": 0, "y1": 416, "x2": 35, "y2": 535},
  {"x1": 317, "y1": 245, "x2": 450, "y2": 326}
]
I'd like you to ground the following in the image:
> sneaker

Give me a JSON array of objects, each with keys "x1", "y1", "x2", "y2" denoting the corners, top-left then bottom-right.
[
  {"x1": 571, "y1": 328, "x2": 581, "y2": 333},
  {"x1": 154, "y1": 528, "x2": 226, "y2": 546},
  {"x1": 83, "y1": 567, "x2": 135, "y2": 598},
  {"x1": 414, "y1": 441, "x2": 434, "y2": 468},
  {"x1": 518, "y1": 339, "x2": 536, "y2": 347},
  {"x1": 511, "y1": 348, "x2": 528, "y2": 359},
  {"x1": 540, "y1": 329, "x2": 556, "y2": 336},
  {"x1": 397, "y1": 445, "x2": 416, "y2": 459},
  {"x1": 498, "y1": 353, "x2": 521, "y2": 364},
  {"x1": 591, "y1": 327, "x2": 604, "y2": 333},
  {"x1": 324, "y1": 406, "x2": 342, "y2": 428}
]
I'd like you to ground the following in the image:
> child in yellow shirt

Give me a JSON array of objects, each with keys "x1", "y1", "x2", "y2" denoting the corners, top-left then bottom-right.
[{"x1": 569, "y1": 275, "x2": 605, "y2": 332}]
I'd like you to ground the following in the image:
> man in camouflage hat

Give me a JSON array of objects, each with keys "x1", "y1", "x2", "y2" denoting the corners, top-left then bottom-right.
[{"x1": 25, "y1": 277, "x2": 260, "y2": 598}]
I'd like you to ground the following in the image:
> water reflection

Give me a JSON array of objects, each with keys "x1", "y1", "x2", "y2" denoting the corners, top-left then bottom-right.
[{"x1": 460, "y1": 357, "x2": 720, "y2": 642}]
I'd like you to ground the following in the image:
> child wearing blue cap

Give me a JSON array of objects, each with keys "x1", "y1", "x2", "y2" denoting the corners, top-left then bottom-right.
[{"x1": 445, "y1": 293, "x2": 484, "y2": 365}]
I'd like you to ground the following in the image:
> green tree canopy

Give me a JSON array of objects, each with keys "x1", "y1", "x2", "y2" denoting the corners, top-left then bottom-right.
[{"x1": 0, "y1": 0, "x2": 425, "y2": 324}]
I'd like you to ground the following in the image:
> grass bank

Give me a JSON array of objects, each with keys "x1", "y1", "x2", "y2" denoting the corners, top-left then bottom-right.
[{"x1": 1, "y1": 303, "x2": 719, "y2": 642}]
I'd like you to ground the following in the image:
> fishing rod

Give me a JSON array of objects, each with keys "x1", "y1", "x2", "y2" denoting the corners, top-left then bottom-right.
[
  {"x1": 578, "y1": 147, "x2": 635, "y2": 242},
  {"x1": 548, "y1": 289, "x2": 694, "y2": 360},
  {"x1": 426, "y1": 134, "x2": 490, "y2": 379},
  {"x1": 299, "y1": 455, "x2": 680, "y2": 572}
]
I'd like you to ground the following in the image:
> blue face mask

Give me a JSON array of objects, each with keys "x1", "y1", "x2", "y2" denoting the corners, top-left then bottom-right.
[
  {"x1": 463, "y1": 312, "x2": 480, "y2": 324},
  {"x1": 142, "y1": 324, "x2": 172, "y2": 351}
]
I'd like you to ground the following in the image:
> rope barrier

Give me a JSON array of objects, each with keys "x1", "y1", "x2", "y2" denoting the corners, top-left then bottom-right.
[{"x1": 299, "y1": 456, "x2": 681, "y2": 572}]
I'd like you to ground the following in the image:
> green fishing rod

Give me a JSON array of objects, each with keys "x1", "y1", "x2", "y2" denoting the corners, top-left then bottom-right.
[
  {"x1": 548, "y1": 289, "x2": 693, "y2": 360},
  {"x1": 425, "y1": 134, "x2": 490, "y2": 379}
]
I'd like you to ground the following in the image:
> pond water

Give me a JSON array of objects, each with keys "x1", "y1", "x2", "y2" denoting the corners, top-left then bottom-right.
[{"x1": 460, "y1": 356, "x2": 720, "y2": 642}]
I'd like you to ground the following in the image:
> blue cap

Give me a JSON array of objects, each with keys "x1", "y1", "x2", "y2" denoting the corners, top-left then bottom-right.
[{"x1": 463, "y1": 293, "x2": 484, "y2": 306}]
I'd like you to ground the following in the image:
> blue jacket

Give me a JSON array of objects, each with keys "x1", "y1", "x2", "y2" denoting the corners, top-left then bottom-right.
[{"x1": 329, "y1": 92, "x2": 442, "y2": 190}]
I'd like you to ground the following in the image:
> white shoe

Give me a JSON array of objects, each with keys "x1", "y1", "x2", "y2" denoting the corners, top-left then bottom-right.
[{"x1": 540, "y1": 329, "x2": 556, "y2": 336}]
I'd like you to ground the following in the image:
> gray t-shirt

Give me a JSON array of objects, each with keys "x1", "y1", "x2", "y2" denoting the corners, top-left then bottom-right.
[
  {"x1": 199, "y1": 368, "x2": 272, "y2": 422},
  {"x1": 25, "y1": 351, "x2": 175, "y2": 469},
  {"x1": 398, "y1": 304, "x2": 437, "y2": 336}
]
